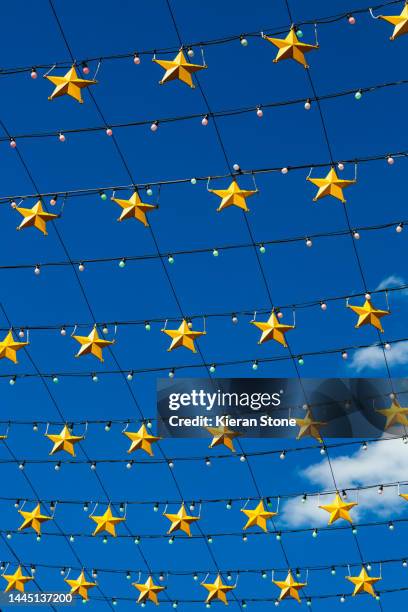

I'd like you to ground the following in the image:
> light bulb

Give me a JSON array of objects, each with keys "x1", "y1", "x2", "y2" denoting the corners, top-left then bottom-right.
[
  {"x1": 60, "y1": 326, "x2": 67, "y2": 336},
  {"x1": 30, "y1": 68, "x2": 38, "y2": 79},
  {"x1": 396, "y1": 223, "x2": 403, "y2": 233},
  {"x1": 338, "y1": 162, "x2": 345, "y2": 171},
  {"x1": 92, "y1": 374, "x2": 98, "y2": 383},
  {"x1": 304, "y1": 99, "x2": 311, "y2": 110},
  {"x1": 190, "y1": 177, "x2": 197, "y2": 185},
  {"x1": 78, "y1": 262, "x2": 85, "y2": 272},
  {"x1": 34, "y1": 265, "x2": 41, "y2": 275},
  {"x1": 320, "y1": 301, "x2": 327, "y2": 311},
  {"x1": 18, "y1": 329, "x2": 24, "y2": 338},
  {"x1": 305, "y1": 237, "x2": 312, "y2": 247},
  {"x1": 10, "y1": 138, "x2": 17, "y2": 148},
  {"x1": 256, "y1": 106, "x2": 263, "y2": 118},
  {"x1": 240, "y1": 36, "x2": 248, "y2": 46},
  {"x1": 365, "y1": 293, "x2": 371, "y2": 300},
  {"x1": 231, "y1": 314, "x2": 238, "y2": 324},
  {"x1": 169, "y1": 369, "x2": 175, "y2": 378},
  {"x1": 384, "y1": 342, "x2": 391, "y2": 350},
  {"x1": 133, "y1": 53, "x2": 141, "y2": 65},
  {"x1": 106, "y1": 128, "x2": 113, "y2": 136},
  {"x1": 296, "y1": 29, "x2": 303, "y2": 38},
  {"x1": 281, "y1": 167, "x2": 288, "y2": 174},
  {"x1": 145, "y1": 322, "x2": 151, "y2": 331},
  {"x1": 280, "y1": 451, "x2": 286, "y2": 460},
  {"x1": 58, "y1": 132, "x2": 66, "y2": 142},
  {"x1": 50, "y1": 196, "x2": 57, "y2": 206},
  {"x1": 387, "y1": 155, "x2": 395, "y2": 165},
  {"x1": 168, "y1": 255, "x2": 174, "y2": 264},
  {"x1": 82, "y1": 63, "x2": 90, "y2": 75},
  {"x1": 212, "y1": 249, "x2": 219, "y2": 257},
  {"x1": 10, "y1": 376, "x2": 16, "y2": 386},
  {"x1": 353, "y1": 231, "x2": 360, "y2": 240},
  {"x1": 119, "y1": 258, "x2": 126, "y2": 268},
  {"x1": 126, "y1": 460, "x2": 133, "y2": 469},
  {"x1": 187, "y1": 47, "x2": 194, "y2": 58},
  {"x1": 52, "y1": 376, "x2": 59, "y2": 384},
  {"x1": 348, "y1": 15, "x2": 356, "y2": 24},
  {"x1": 233, "y1": 163, "x2": 240, "y2": 171},
  {"x1": 209, "y1": 364, "x2": 216, "y2": 373},
  {"x1": 100, "y1": 191, "x2": 107, "y2": 201},
  {"x1": 259, "y1": 244, "x2": 266, "y2": 254},
  {"x1": 127, "y1": 371, "x2": 133, "y2": 381},
  {"x1": 252, "y1": 360, "x2": 258, "y2": 370},
  {"x1": 355, "y1": 90, "x2": 362, "y2": 100},
  {"x1": 150, "y1": 121, "x2": 159, "y2": 132},
  {"x1": 298, "y1": 357, "x2": 304, "y2": 366},
  {"x1": 201, "y1": 115, "x2": 209, "y2": 126},
  {"x1": 146, "y1": 187, "x2": 153, "y2": 196}
]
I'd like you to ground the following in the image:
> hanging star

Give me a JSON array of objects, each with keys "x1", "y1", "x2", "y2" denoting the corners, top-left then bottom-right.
[
  {"x1": 46, "y1": 425, "x2": 84, "y2": 457},
  {"x1": 208, "y1": 179, "x2": 257, "y2": 212},
  {"x1": 319, "y1": 493, "x2": 358, "y2": 525},
  {"x1": 45, "y1": 65, "x2": 97, "y2": 103},
  {"x1": 111, "y1": 191, "x2": 157, "y2": 226},
  {"x1": 132, "y1": 576, "x2": 165, "y2": 605},
  {"x1": 0, "y1": 330, "x2": 28, "y2": 364},
  {"x1": 378, "y1": 3, "x2": 408, "y2": 39},
  {"x1": 241, "y1": 500, "x2": 277, "y2": 532},
  {"x1": 15, "y1": 200, "x2": 58, "y2": 235},
  {"x1": 2, "y1": 566, "x2": 33, "y2": 593},
  {"x1": 153, "y1": 50, "x2": 206, "y2": 88},
  {"x1": 123, "y1": 424, "x2": 161, "y2": 456},
  {"x1": 263, "y1": 27, "x2": 318, "y2": 67},
  {"x1": 73, "y1": 325, "x2": 114, "y2": 362},
  {"x1": 346, "y1": 567, "x2": 381, "y2": 597},
  {"x1": 307, "y1": 168, "x2": 356, "y2": 203},
  {"x1": 400, "y1": 493, "x2": 408, "y2": 502},
  {"x1": 18, "y1": 503, "x2": 52, "y2": 535},
  {"x1": 161, "y1": 319, "x2": 205, "y2": 353},
  {"x1": 296, "y1": 409, "x2": 327, "y2": 442},
  {"x1": 251, "y1": 312, "x2": 294, "y2": 347},
  {"x1": 206, "y1": 425, "x2": 241, "y2": 452},
  {"x1": 65, "y1": 571, "x2": 97, "y2": 601},
  {"x1": 202, "y1": 575, "x2": 236, "y2": 605},
  {"x1": 273, "y1": 571, "x2": 307, "y2": 603},
  {"x1": 376, "y1": 399, "x2": 408, "y2": 429},
  {"x1": 164, "y1": 503, "x2": 200, "y2": 536},
  {"x1": 90, "y1": 505, "x2": 125, "y2": 537},
  {"x1": 347, "y1": 299, "x2": 390, "y2": 332}
]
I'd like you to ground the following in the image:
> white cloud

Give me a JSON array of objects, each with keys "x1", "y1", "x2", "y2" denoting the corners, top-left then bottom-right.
[
  {"x1": 376, "y1": 275, "x2": 408, "y2": 296},
  {"x1": 348, "y1": 342, "x2": 408, "y2": 373}
]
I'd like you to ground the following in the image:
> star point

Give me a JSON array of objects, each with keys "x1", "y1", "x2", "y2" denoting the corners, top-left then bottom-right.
[
  {"x1": 273, "y1": 570, "x2": 307, "y2": 602},
  {"x1": 111, "y1": 191, "x2": 157, "y2": 226},
  {"x1": 46, "y1": 425, "x2": 84, "y2": 457},
  {"x1": 241, "y1": 500, "x2": 277, "y2": 532},
  {"x1": 346, "y1": 567, "x2": 381, "y2": 597},
  {"x1": 45, "y1": 65, "x2": 97, "y2": 103},
  {"x1": 16, "y1": 200, "x2": 58, "y2": 235},
  {"x1": 377, "y1": 399, "x2": 408, "y2": 429},
  {"x1": 206, "y1": 425, "x2": 241, "y2": 452},
  {"x1": 319, "y1": 493, "x2": 357, "y2": 525},
  {"x1": 132, "y1": 576, "x2": 165, "y2": 605},
  {"x1": 153, "y1": 50, "x2": 206, "y2": 87},
  {"x1": 296, "y1": 409, "x2": 327, "y2": 442},
  {"x1": 18, "y1": 503, "x2": 52, "y2": 535},
  {"x1": 123, "y1": 424, "x2": 161, "y2": 456},
  {"x1": 378, "y1": 3, "x2": 408, "y2": 39},
  {"x1": 65, "y1": 570, "x2": 97, "y2": 601},
  {"x1": 161, "y1": 319, "x2": 205, "y2": 353},
  {"x1": 90, "y1": 505, "x2": 125, "y2": 537},
  {"x1": 202, "y1": 574, "x2": 235, "y2": 605},
  {"x1": 251, "y1": 312, "x2": 294, "y2": 347},
  {"x1": 263, "y1": 27, "x2": 318, "y2": 67},
  {"x1": 2, "y1": 566, "x2": 33, "y2": 593},
  {"x1": 0, "y1": 330, "x2": 28, "y2": 364},
  {"x1": 348, "y1": 299, "x2": 390, "y2": 332},
  {"x1": 73, "y1": 325, "x2": 114, "y2": 362},
  {"x1": 208, "y1": 179, "x2": 257, "y2": 212},
  {"x1": 164, "y1": 503, "x2": 200, "y2": 536},
  {"x1": 307, "y1": 168, "x2": 356, "y2": 202}
]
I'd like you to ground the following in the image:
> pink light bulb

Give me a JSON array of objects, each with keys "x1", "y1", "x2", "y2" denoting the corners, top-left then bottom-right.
[
  {"x1": 106, "y1": 128, "x2": 113, "y2": 136},
  {"x1": 256, "y1": 107, "x2": 263, "y2": 118},
  {"x1": 10, "y1": 139, "x2": 16, "y2": 149},
  {"x1": 58, "y1": 133, "x2": 66, "y2": 142},
  {"x1": 338, "y1": 162, "x2": 345, "y2": 171},
  {"x1": 281, "y1": 167, "x2": 288, "y2": 174},
  {"x1": 201, "y1": 115, "x2": 209, "y2": 126},
  {"x1": 348, "y1": 15, "x2": 356, "y2": 25},
  {"x1": 30, "y1": 69, "x2": 38, "y2": 79},
  {"x1": 82, "y1": 64, "x2": 90, "y2": 75},
  {"x1": 387, "y1": 156, "x2": 394, "y2": 165},
  {"x1": 150, "y1": 122, "x2": 158, "y2": 132},
  {"x1": 133, "y1": 54, "x2": 141, "y2": 65}
]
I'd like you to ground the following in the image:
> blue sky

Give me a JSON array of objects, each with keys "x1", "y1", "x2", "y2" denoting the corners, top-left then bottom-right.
[{"x1": 0, "y1": 0, "x2": 407, "y2": 609}]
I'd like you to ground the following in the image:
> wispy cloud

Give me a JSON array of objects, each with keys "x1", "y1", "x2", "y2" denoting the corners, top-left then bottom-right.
[
  {"x1": 348, "y1": 342, "x2": 408, "y2": 373},
  {"x1": 376, "y1": 275, "x2": 408, "y2": 297}
]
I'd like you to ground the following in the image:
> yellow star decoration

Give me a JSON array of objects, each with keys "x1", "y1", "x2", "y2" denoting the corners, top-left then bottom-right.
[
  {"x1": 2, "y1": 566, "x2": 33, "y2": 593},
  {"x1": 346, "y1": 567, "x2": 381, "y2": 597},
  {"x1": 202, "y1": 575, "x2": 236, "y2": 605},
  {"x1": 400, "y1": 493, "x2": 408, "y2": 502},
  {"x1": 45, "y1": 65, "x2": 97, "y2": 103},
  {"x1": 15, "y1": 200, "x2": 58, "y2": 235},
  {"x1": 206, "y1": 425, "x2": 241, "y2": 452},
  {"x1": 347, "y1": 299, "x2": 390, "y2": 332},
  {"x1": 296, "y1": 409, "x2": 327, "y2": 442},
  {"x1": 208, "y1": 180, "x2": 257, "y2": 212},
  {"x1": 251, "y1": 312, "x2": 294, "y2": 348},
  {"x1": 111, "y1": 191, "x2": 157, "y2": 226},
  {"x1": 319, "y1": 493, "x2": 358, "y2": 525},
  {"x1": 263, "y1": 27, "x2": 318, "y2": 68},
  {"x1": 0, "y1": 330, "x2": 28, "y2": 364},
  {"x1": 164, "y1": 503, "x2": 200, "y2": 536},
  {"x1": 132, "y1": 576, "x2": 165, "y2": 605},
  {"x1": 90, "y1": 505, "x2": 125, "y2": 537},
  {"x1": 46, "y1": 425, "x2": 84, "y2": 457},
  {"x1": 161, "y1": 319, "x2": 206, "y2": 353},
  {"x1": 273, "y1": 571, "x2": 307, "y2": 603},
  {"x1": 376, "y1": 399, "x2": 408, "y2": 429},
  {"x1": 378, "y1": 2, "x2": 408, "y2": 39},
  {"x1": 241, "y1": 500, "x2": 277, "y2": 532},
  {"x1": 153, "y1": 50, "x2": 206, "y2": 88},
  {"x1": 65, "y1": 571, "x2": 97, "y2": 601},
  {"x1": 18, "y1": 503, "x2": 52, "y2": 535},
  {"x1": 123, "y1": 424, "x2": 161, "y2": 456},
  {"x1": 307, "y1": 168, "x2": 356, "y2": 203},
  {"x1": 73, "y1": 325, "x2": 114, "y2": 362}
]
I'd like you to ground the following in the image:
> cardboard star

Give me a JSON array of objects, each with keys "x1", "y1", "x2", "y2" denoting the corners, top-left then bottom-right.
[
  {"x1": 18, "y1": 503, "x2": 52, "y2": 535},
  {"x1": 123, "y1": 424, "x2": 161, "y2": 456},
  {"x1": 65, "y1": 571, "x2": 97, "y2": 601},
  {"x1": 3, "y1": 566, "x2": 33, "y2": 593},
  {"x1": 111, "y1": 191, "x2": 157, "y2": 226},
  {"x1": 347, "y1": 299, "x2": 390, "y2": 332},
  {"x1": 251, "y1": 312, "x2": 294, "y2": 347},
  {"x1": 45, "y1": 65, "x2": 97, "y2": 103},
  {"x1": 206, "y1": 425, "x2": 241, "y2": 452},
  {"x1": 241, "y1": 500, "x2": 277, "y2": 532},
  {"x1": 132, "y1": 576, "x2": 165, "y2": 605},
  {"x1": 164, "y1": 503, "x2": 200, "y2": 536},
  {"x1": 208, "y1": 179, "x2": 257, "y2": 212},
  {"x1": 46, "y1": 425, "x2": 84, "y2": 457},
  {"x1": 16, "y1": 200, "x2": 58, "y2": 235},
  {"x1": 376, "y1": 399, "x2": 408, "y2": 429},
  {"x1": 263, "y1": 27, "x2": 318, "y2": 67},
  {"x1": 202, "y1": 574, "x2": 236, "y2": 605},
  {"x1": 0, "y1": 330, "x2": 28, "y2": 364},
  {"x1": 153, "y1": 50, "x2": 206, "y2": 88},
  {"x1": 319, "y1": 493, "x2": 357, "y2": 525},
  {"x1": 307, "y1": 168, "x2": 356, "y2": 203},
  {"x1": 161, "y1": 319, "x2": 205, "y2": 352},
  {"x1": 273, "y1": 571, "x2": 307, "y2": 603},
  {"x1": 73, "y1": 325, "x2": 114, "y2": 362},
  {"x1": 378, "y1": 3, "x2": 408, "y2": 39},
  {"x1": 296, "y1": 410, "x2": 327, "y2": 442},
  {"x1": 90, "y1": 505, "x2": 125, "y2": 537},
  {"x1": 346, "y1": 567, "x2": 381, "y2": 597}
]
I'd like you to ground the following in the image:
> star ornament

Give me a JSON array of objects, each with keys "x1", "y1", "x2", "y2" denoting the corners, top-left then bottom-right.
[
  {"x1": 46, "y1": 425, "x2": 84, "y2": 457},
  {"x1": 251, "y1": 312, "x2": 294, "y2": 347},
  {"x1": 133, "y1": 576, "x2": 165, "y2": 605},
  {"x1": 123, "y1": 424, "x2": 161, "y2": 456},
  {"x1": 111, "y1": 191, "x2": 157, "y2": 226},
  {"x1": 202, "y1": 574, "x2": 236, "y2": 605},
  {"x1": 65, "y1": 571, "x2": 97, "y2": 601},
  {"x1": 16, "y1": 200, "x2": 58, "y2": 235},
  {"x1": 296, "y1": 409, "x2": 327, "y2": 442},
  {"x1": 153, "y1": 50, "x2": 206, "y2": 88},
  {"x1": 3, "y1": 566, "x2": 33, "y2": 593},
  {"x1": 273, "y1": 571, "x2": 307, "y2": 603},
  {"x1": 161, "y1": 319, "x2": 206, "y2": 353},
  {"x1": 90, "y1": 505, "x2": 125, "y2": 537},
  {"x1": 378, "y1": 3, "x2": 408, "y2": 40},
  {"x1": 208, "y1": 180, "x2": 257, "y2": 212},
  {"x1": 263, "y1": 27, "x2": 318, "y2": 67},
  {"x1": 206, "y1": 425, "x2": 241, "y2": 452},
  {"x1": 377, "y1": 399, "x2": 408, "y2": 429},
  {"x1": 347, "y1": 299, "x2": 390, "y2": 332},
  {"x1": 164, "y1": 503, "x2": 200, "y2": 536},
  {"x1": 45, "y1": 65, "x2": 97, "y2": 103},
  {"x1": 346, "y1": 567, "x2": 381, "y2": 597},
  {"x1": 307, "y1": 168, "x2": 356, "y2": 203},
  {"x1": 18, "y1": 503, "x2": 52, "y2": 535},
  {"x1": 241, "y1": 500, "x2": 277, "y2": 532},
  {"x1": 319, "y1": 493, "x2": 357, "y2": 525},
  {"x1": 73, "y1": 325, "x2": 114, "y2": 362},
  {"x1": 0, "y1": 330, "x2": 28, "y2": 363}
]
